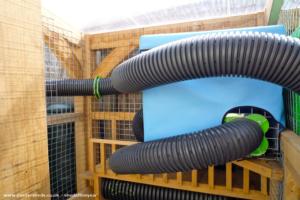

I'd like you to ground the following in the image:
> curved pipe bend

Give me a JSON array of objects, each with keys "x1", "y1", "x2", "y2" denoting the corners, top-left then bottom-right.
[
  {"x1": 111, "y1": 32, "x2": 300, "y2": 94},
  {"x1": 44, "y1": 32, "x2": 299, "y2": 174},
  {"x1": 109, "y1": 118, "x2": 262, "y2": 174}
]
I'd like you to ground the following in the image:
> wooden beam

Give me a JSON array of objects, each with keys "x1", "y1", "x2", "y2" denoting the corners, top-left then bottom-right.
[
  {"x1": 89, "y1": 11, "x2": 266, "y2": 49},
  {"x1": 192, "y1": 170, "x2": 198, "y2": 187},
  {"x1": 282, "y1": 130, "x2": 300, "y2": 185},
  {"x1": 92, "y1": 45, "x2": 137, "y2": 78},
  {"x1": 92, "y1": 112, "x2": 135, "y2": 121},
  {"x1": 162, "y1": 173, "x2": 168, "y2": 183},
  {"x1": 91, "y1": 138, "x2": 138, "y2": 146},
  {"x1": 47, "y1": 113, "x2": 83, "y2": 125},
  {"x1": 233, "y1": 160, "x2": 272, "y2": 178},
  {"x1": 177, "y1": 172, "x2": 183, "y2": 185},
  {"x1": 94, "y1": 176, "x2": 100, "y2": 200},
  {"x1": 90, "y1": 39, "x2": 139, "y2": 50},
  {"x1": 284, "y1": 163, "x2": 300, "y2": 200},
  {"x1": 282, "y1": 130, "x2": 300, "y2": 200},
  {"x1": 97, "y1": 173, "x2": 268, "y2": 200},
  {"x1": 226, "y1": 163, "x2": 232, "y2": 191},
  {"x1": 208, "y1": 166, "x2": 215, "y2": 189},
  {"x1": 264, "y1": 0, "x2": 274, "y2": 24},
  {"x1": 260, "y1": 176, "x2": 268, "y2": 195},
  {"x1": 243, "y1": 169, "x2": 250, "y2": 193},
  {"x1": 100, "y1": 143, "x2": 106, "y2": 174}
]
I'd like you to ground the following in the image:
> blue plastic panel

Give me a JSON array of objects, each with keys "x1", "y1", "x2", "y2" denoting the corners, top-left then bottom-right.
[{"x1": 141, "y1": 25, "x2": 286, "y2": 141}]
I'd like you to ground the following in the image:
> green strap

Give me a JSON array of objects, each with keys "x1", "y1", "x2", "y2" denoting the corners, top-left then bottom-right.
[{"x1": 93, "y1": 76, "x2": 102, "y2": 99}]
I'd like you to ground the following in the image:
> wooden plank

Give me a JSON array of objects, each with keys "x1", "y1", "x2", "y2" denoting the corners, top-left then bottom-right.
[
  {"x1": 191, "y1": 170, "x2": 198, "y2": 187},
  {"x1": 111, "y1": 120, "x2": 117, "y2": 140},
  {"x1": 264, "y1": 0, "x2": 274, "y2": 24},
  {"x1": 282, "y1": 130, "x2": 300, "y2": 185},
  {"x1": 47, "y1": 113, "x2": 83, "y2": 125},
  {"x1": 261, "y1": 176, "x2": 268, "y2": 195},
  {"x1": 233, "y1": 160, "x2": 272, "y2": 178},
  {"x1": 94, "y1": 176, "x2": 100, "y2": 200},
  {"x1": 162, "y1": 173, "x2": 168, "y2": 183},
  {"x1": 226, "y1": 163, "x2": 232, "y2": 191},
  {"x1": 90, "y1": 39, "x2": 139, "y2": 50},
  {"x1": 90, "y1": 11, "x2": 266, "y2": 47},
  {"x1": 177, "y1": 172, "x2": 183, "y2": 185},
  {"x1": 100, "y1": 143, "x2": 106, "y2": 174},
  {"x1": 89, "y1": 140, "x2": 95, "y2": 173},
  {"x1": 91, "y1": 138, "x2": 138, "y2": 146},
  {"x1": 208, "y1": 166, "x2": 215, "y2": 189},
  {"x1": 0, "y1": 0, "x2": 50, "y2": 195},
  {"x1": 282, "y1": 132, "x2": 300, "y2": 199},
  {"x1": 97, "y1": 174, "x2": 268, "y2": 200},
  {"x1": 93, "y1": 46, "x2": 137, "y2": 77},
  {"x1": 284, "y1": 163, "x2": 300, "y2": 200},
  {"x1": 111, "y1": 144, "x2": 117, "y2": 153},
  {"x1": 84, "y1": 35, "x2": 95, "y2": 186},
  {"x1": 79, "y1": 171, "x2": 93, "y2": 180},
  {"x1": 92, "y1": 112, "x2": 135, "y2": 121},
  {"x1": 75, "y1": 120, "x2": 88, "y2": 191},
  {"x1": 243, "y1": 169, "x2": 250, "y2": 193}
]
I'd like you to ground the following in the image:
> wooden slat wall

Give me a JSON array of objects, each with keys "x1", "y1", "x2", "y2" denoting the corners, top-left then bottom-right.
[
  {"x1": 92, "y1": 139, "x2": 284, "y2": 200},
  {"x1": 0, "y1": 0, "x2": 50, "y2": 196}
]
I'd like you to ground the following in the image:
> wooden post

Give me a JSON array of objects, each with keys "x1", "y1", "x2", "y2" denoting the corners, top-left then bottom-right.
[
  {"x1": 177, "y1": 172, "x2": 183, "y2": 185},
  {"x1": 261, "y1": 176, "x2": 268, "y2": 195},
  {"x1": 162, "y1": 173, "x2": 168, "y2": 183},
  {"x1": 226, "y1": 163, "x2": 232, "y2": 191},
  {"x1": 192, "y1": 170, "x2": 198, "y2": 187},
  {"x1": 94, "y1": 177, "x2": 100, "y2": 200},
  {"x1": 243, "y1": 169, "x2": 250, "y2": 193},
  {"x1": 111, "y1": 120, "x2": 117, "y2": 140},
  {"x1": 100, "y1": 143, "x2": 106, "y2": 174},
  {"x1": 208, "y1": 166, "x2": 214, "y2": 189}
]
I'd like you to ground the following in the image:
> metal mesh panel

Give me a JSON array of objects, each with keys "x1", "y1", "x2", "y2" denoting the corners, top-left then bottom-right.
[
  {"x1": 279, "y1": 3, "x2": 300, "y2": 136},
  {"x1": 92, "y1": 120, "x2": 112, "y2": 139},
  {"x1": 116, "y1": 120, "x2": 136, "y2": 141},
  {"x1": 48, "y1": 123, "x2": 77, "y2": 199},
  {"x1": 43, "y1": 14, "x2": 83, "y2": 115},
  {"x1": 43, "y1": 10, "x2": 86, "y2": 197}
]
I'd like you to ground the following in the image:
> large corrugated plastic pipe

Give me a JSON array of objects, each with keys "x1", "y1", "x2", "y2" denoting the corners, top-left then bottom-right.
[
  {"x1": 46, "y1": 78, "x2": 119, "y2": 96},
  {"x1": 111, "y1": 32, "x2": 300, "y2": 94},
  {"x1": 102, "y1": 178, "x2": 234, "y2": 200},
  {"x1": 109, "y1": 118, "x2": 262, "y2": 174}
]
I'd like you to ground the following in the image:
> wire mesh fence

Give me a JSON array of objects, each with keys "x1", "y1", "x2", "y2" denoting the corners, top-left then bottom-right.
[
  {"x1": 42, "y1": 10, "x2": 86, "y2": 199},
  {"x1": 279, "y1": 1, "x2": 300, "y2": 136}
]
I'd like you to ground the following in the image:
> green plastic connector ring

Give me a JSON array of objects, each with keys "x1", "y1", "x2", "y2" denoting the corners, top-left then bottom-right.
[
  {"x1": 93, "y1": 76, "x2": 101, "y2": 99},
  {"x1": 224, "y1": 113, "x2": 269, "y2": 157}
]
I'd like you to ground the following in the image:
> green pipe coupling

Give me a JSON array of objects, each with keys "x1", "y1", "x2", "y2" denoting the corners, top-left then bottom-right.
[
  {"x1": 224, "y1": 113, "x2": 269, "y2": 157},
  {"x1": 93, "y1": 76, "x2": 102, "y2": 99}
]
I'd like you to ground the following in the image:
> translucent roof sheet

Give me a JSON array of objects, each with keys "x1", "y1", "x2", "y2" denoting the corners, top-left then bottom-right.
[
  {"x1": 42, "y1": 0, "x2": 266, "y2": 33},
  {"x1": 282, "y1": 0, "x2": 300, "y2": 10}
]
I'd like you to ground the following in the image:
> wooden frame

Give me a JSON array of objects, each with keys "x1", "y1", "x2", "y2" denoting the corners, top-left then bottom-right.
[
  {"x1": 91, "y1": 139, "x2": 282, "y2": 200},
  {"x1": 82, "y1": 3, "x2": 288, "y2": 200}
]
